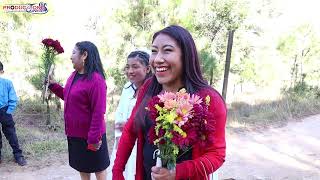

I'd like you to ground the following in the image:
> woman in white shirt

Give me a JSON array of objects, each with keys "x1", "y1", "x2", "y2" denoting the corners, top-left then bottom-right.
[{"x1": 108, "y1": 51, "x2": 151, "y2": 179}]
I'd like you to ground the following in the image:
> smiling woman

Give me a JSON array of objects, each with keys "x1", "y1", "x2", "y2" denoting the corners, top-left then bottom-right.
[
  {"x1": 108, "y1": 50, "x2": 152, "y2": 180},
  {"x1": 112, "y1": 25, "x2": 227, "y2": 180},
  {"x1": 150, "y1": 34, "x2": 184, "y2": 93},
  {"x1": 125, "y1": 51, "x2": 152, "y2": 92}
]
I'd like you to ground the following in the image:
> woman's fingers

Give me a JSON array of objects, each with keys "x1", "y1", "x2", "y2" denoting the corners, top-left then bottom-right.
[
  {"x1": 151, "y1": 167, "x2": 175, "y2": 180},
  {"x1": 98, "y1": 140, "x2": 102, "y2": 149}
]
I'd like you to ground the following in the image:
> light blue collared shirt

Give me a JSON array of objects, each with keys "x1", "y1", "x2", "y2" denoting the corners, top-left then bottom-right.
[{"x1": 0, "y1": 77, "x2": 18, "y2": 114}]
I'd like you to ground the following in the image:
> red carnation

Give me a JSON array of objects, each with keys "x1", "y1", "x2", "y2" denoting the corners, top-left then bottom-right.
[
  {"x1": 40, "y1": 37, "x2": 64, "y2": 103},
  {"x1": 172, "y1": 130, "x2": 196, "y2": 149},
  {"x1": 41, "y1": 38, "x2": 64, "y2": 54},
  {"x1": 148, "y1": 126, "x2": 157, "y2": 143},
  {"x1": 42, "y1": 38, "x2": 55, "y2": 47},
  {"x1": 147, "y1": 96, "x2": 161, "y2": 121}
]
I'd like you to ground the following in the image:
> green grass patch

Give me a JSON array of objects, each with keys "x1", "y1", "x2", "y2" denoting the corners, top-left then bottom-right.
[{"x1": 26, "y1": 139, "x2": 67, "y2": 157}]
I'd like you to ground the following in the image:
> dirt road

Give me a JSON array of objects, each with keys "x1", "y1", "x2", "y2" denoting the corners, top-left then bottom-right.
[
  {"x1": 219, "y1": 114, "x2": 320, "y2": 180},
  {"x1": 1, "y1": 115, "x2": 319, "y2": 180}
]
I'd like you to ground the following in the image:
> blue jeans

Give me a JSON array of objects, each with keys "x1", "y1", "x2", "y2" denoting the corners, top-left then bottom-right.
[{"x1": 0, "y1": 107, "x2": 23, "y2": 160}]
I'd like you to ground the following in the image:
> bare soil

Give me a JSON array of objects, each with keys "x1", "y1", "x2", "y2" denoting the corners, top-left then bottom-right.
[{"x1": 219, "y1": 114, "x2": 320, "y2": 180}]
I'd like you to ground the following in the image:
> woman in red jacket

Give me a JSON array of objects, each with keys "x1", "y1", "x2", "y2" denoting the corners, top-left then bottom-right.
[{"x1": 113, "y1": 25, "x2": 227, "y2": 180}]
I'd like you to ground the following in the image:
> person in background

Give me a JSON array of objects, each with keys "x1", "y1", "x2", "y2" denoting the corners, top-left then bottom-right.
[
  {"x1": 108, "y1": 50, "x2": 151, "y2": 180},
  {"x1": 0, "y1": 61, "x2": 27, "y2": 166},
  {"x1": 48, "y1": 41, "x2": 109, "y2": 180},
  {"x1": 112, "y1": 25, "x2": 227, "y2": 180}
]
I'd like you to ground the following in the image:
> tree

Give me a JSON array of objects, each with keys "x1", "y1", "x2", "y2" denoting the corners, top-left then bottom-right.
[
  {"x1": 0, "y1": 11, "x2": 32, "y2": 62},
  {"x1": 99, "y1": 0, "x2": 186, "y2": 92},
  {"x1": 193, "y1": 0, "x2": 247, "y2": 99},
  {"x1": 277, "y1": 24, "x2": 320, "y2": 88},
  {"x1": 199, "y1": 49, "x2": 218, "y2": 86}
]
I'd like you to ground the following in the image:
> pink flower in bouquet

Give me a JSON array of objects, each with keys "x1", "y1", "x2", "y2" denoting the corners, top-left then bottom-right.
[
  {"x1": 189, "y1": 94, "x2": 203, "y2": 104},
  {"x1": 147, "y1": 88, "x2": 215, "y2": 169},
  {"x1": 176, "y1": 89, "x2": 190, "y2": 101},
  {"x1": 158, "y1": 92, "x2": 176, "y2": 103},
  {"x1": 175, "y1": 102, "x2": 192, "y2": 127},
  {"x1": 163, "y1": 99, "x2": 176, "y2": 110}
]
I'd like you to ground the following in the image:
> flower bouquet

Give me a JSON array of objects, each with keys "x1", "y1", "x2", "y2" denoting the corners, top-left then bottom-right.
[
  {"x1": 41, "y1": 38, "x2": 64, "y2": 102},
  {"x1": 147, "y1": 88, "x2": 215, "y2": 171}
]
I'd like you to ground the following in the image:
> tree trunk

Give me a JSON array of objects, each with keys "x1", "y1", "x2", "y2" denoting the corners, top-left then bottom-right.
[
  {"x1": 291, "y1": 55, "x2": 298, "y2": 87},
  {"x1": 209, "y1": 66, "x2": 214, "y2": 86},
  {"x1": 46, "y1": 99, "x2": 51, "y2": 125},
  {"x1": 54, "y1": 95, "x2": 61, "y2": 111},
  {"x1": 222, "y1": 30, "x2": 235, "y2": 100}
]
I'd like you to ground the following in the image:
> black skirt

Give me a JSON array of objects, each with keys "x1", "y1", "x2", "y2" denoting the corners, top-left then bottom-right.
[{"x1": 67, "y1": 134, "x2": 110, "y2": 173}]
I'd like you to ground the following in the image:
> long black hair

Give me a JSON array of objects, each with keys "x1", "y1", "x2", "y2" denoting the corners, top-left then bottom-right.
[
  {"x1": 75, "y1": 41, "x2": 106, "y2": 79},
  {"x1": 135, "y1": 25, "x2": 209, "y2": 130},
  {"x1": 125, "y1": 50, "x2": 152, "y2": 97}
]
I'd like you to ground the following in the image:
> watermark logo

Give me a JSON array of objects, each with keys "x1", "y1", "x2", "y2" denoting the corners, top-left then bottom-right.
[{"x1": 3, "y1": 2, "x2": 48, "y2": 14}]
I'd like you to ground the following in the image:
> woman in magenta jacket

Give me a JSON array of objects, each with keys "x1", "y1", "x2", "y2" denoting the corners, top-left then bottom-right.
[
  {"x1": 112, "y1": 25, "x2": 227, "y2": 180},
  {"x1": 49, "y1": 41, "x2": 109, "y2": 180}
]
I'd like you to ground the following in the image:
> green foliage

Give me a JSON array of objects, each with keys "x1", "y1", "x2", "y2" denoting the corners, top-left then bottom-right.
[
  {"x1": 194, "y1": 0, "x2": 247, "y2": 41},
  {"x1": 229, "y1": 93, "x2": 320, "y2": 129},
  {"x1": 16, "y1": 95, "x2": 63, "y2": 124},
  {"x1": 230, "y1": 57, "x2": 256, "y2": 84},
  {"x1": 28, "y1": 45, "x2": 62, "y2": 125},
  {"x1": 0, "y1": 0, "x2": 319, "y2": 129},
  {"x1": 199, "y1": 49, "x2": 219, "y2": 85},
  {"x1": 190, "y1": 0, "x2": 249, "y2": 91},
  {"x1": 28, "y1": 69, "x2": 45, "y2": 91},
  {"x1": 106, "y1": 67, "x2": 127, "y2": 91},
  {"x1": 283, "y1": 81, "x2": 320, "y2": 99},
  {"x1": 10, "y1": 13, "x2": 32, "y2": 27},
  {"x1": 28, "y1": 41, "x2": 62, "y2": 95},
  {"x1": 277, "y1": 34, "x2": 297, "y2": 56},
  {"x1": 124, "y1": 0, "x2": 154, "y2": 31},
  {"x1": 27, "y1": 140, "x2": 66, "y2": 157},
  {"x1": 0, "y1": 34, "x2": 10, "y2": 62},
  {"x1": 0, "y1": 6, "x2": 34, "y2": 62},
  {"x1": 277, "y1": 24, "x2": 320, "y2": 88},
  {"x1": 96, "y1": 0, "x2": 250, "y2": 95},
  {"x1": 20, "y1": 40, "x2": 38, "y2": 57}
]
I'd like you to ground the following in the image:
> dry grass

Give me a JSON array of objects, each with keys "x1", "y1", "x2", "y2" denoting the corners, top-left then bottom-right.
[
  {"x1": 1, "y1": 97, "x2": 66, "y2": 162},
  {"x1": 1, "y1": 95, "x2": 117, "y2": 164},
  {"x1": 227, "y1": 94, "x2": 320, "y2": 131}
]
